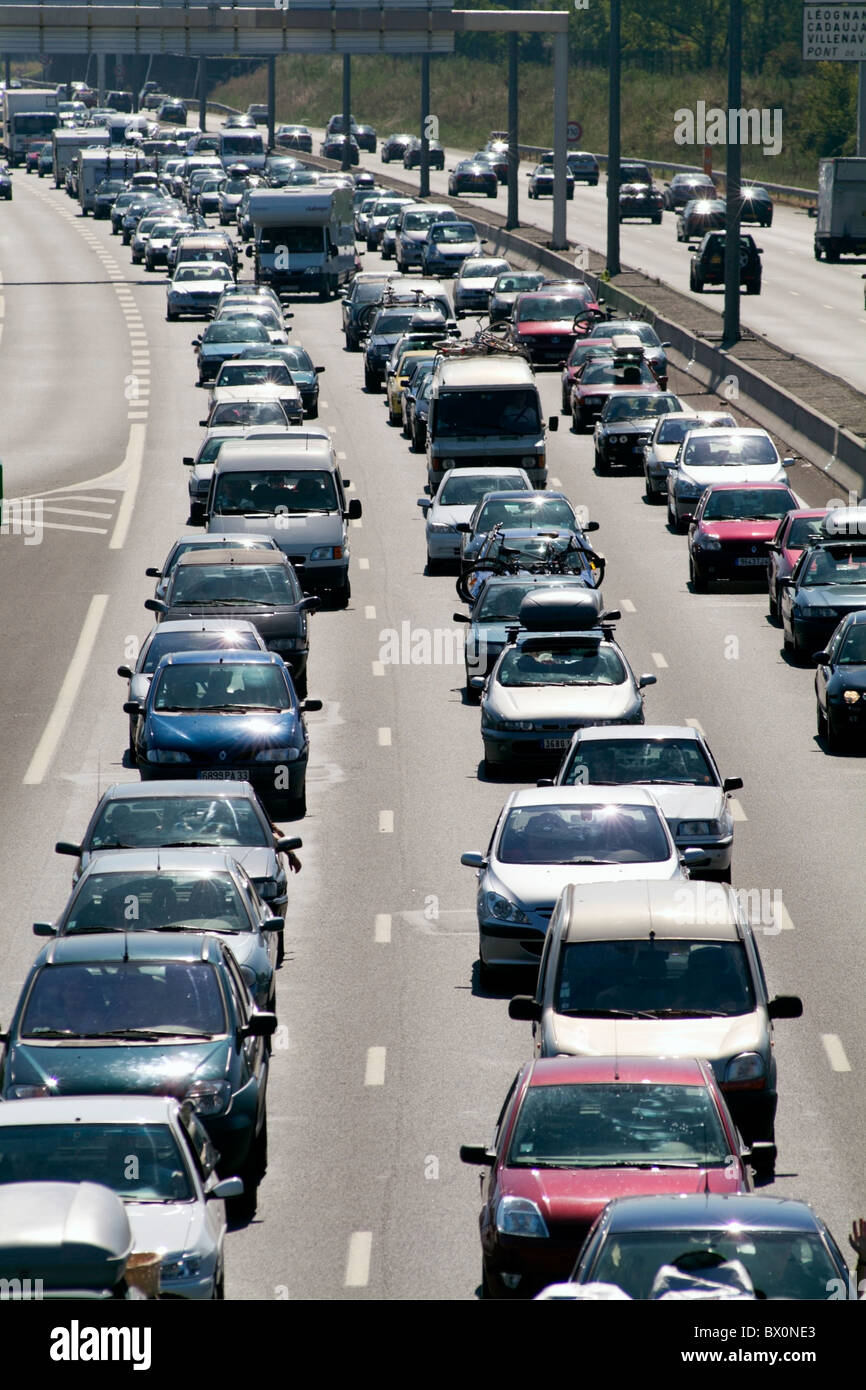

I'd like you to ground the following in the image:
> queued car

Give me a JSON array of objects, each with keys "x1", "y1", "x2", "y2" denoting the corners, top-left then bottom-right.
[
  {"x1": 527, "y1": 164, "x2": 574, "y2": 200},
  {"x1": 341, "y1": 271, "x2": 392, "y2": 351},
  {"x1": 0, "y1": 164, "x2": 12, "y2": 200},
  {"x1": 395, "y1": 203, "x2": 459, "y2": 272},
  {"x1": 380, "y1": 214, "x2": 400, "y2": 260},
  {"x1": 385, "y1": 348, "x2": 436, "y2": 427},
  {"x1": 449, "y1": 159, "x2": 498, "y2": 199},
  {"x1": 0, "y1": 932, "x2": 276, "y2": 1218},
  {"x1": 815, "y1": 609, "x2": 866, "y2": 750},
  {"x1": 508, "y1": 876, "x2": 803, "y2": 1151},
  {"x1": 593, "y1": 392, "x2": 684, "y2": 474},
  {"x1": 166, "y1": 262, "x2": 235, "y2": 321},
  {"x1": 489, "y1": 271, "x2": 546, "y2": 326},
  {"x1": 192, "y1": 318, "x2": 273, "y2": 383},
  {"x1": 618, "y1": 182, "x2": 664, "y2": 223},
  {"x1": 571, "y1": 357, "x2": 660, "y2": 433},
  {"x1": 93, "y1": 178, "x2": 127, "y2": 218},
  {"x1": 779, "y1": 530, "x2": 866, "y2": 662},
  {"x1": 510, "y1": 284, "x2": 604, "y2": 367},
  {"x1": 767, "y1": 508, "x2": 830, "y2": 620},
  {"x1": 418, "y1": 467, "x2": 533, "y2": 571},
  {"x1": 145, "y1": 534, "x2": 283, "y2": 601},
  {"x1": 460, "y1": 526, "x2": 603, "y2": 608},
  {"x1": 586, "y1": 319, "x2": 670, "y2": 384},
  {"x1": 688, "y1": 482, "x2": 800, "y2": 591},
  {"x1": 642, "y1": 410, "x2": 736, "y2": 502},
  {"x1": 207, "y1": 360, "x2": 304, "y2": 427},
  {"x1": 560, "y1": 339, "x2": 618, "y2": 412},
  {"x1": 549, "y1": 723, "x2": 742, "y2": 882},
  {"x1": 144, "y1": 218, "x2": 190, "y2": 271},
  {"x1": 461, "y1": 786, "x2": 689, "y2": 975},
  {"x1": 676, "y1": 197, "x2": 726, "y2": 242},
  {"x1": 0, "y1": 1096, "x2": 240, "y2": 1298},
  {"x1": 739, "y1": 182, "x2": 774, "y2": 226},
  {"x1": 234, "y1": 344, "x2": 324, "y2": 418},
  {"x1": 662, "y1": 171, "x2": 716, "y2": 211},
  {"x1": 402, "y1": 137, "x2": 445, "y2": 170},
  {"x1": 456, "y1": 575, "x2": 599, "y2": 697},
  {"x1": 461, "y1": 1057, "x2": 753, "y2": 1299},
  {"x1": 365, "y1": 196, "x2": 416, "y2": 250},
  {"x1": 452, "y1": 257, "x2": 511, "y2": 317},
  {"x1": 691, "y1": 231, "x2": 762, "y2": 294},
  {"x1": 403, "y1": 369, "x2": 433, "y2": 451},
  {"x1": 666, "y1": 427, "x2": 792, "y2": 530},
  {"x1": 459, "y1": 490, "x2": 592, "y2": 571},
  {"x1": 127, "y1": 649, "x2": 319, "y2": 817},
  {"x1": 421, "y1": 220, "x2": 485, "y2": 277},
  {"x1": 362, "y1": 303, "x2": 447, "y2": 392},
  {"x1": 35, "y1": 849, "x2": 282, "y2": 1011}
]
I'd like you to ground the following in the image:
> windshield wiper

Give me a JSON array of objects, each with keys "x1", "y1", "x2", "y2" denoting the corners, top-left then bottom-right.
[
  {"x1": 558, "y1": 1007, "x2": 660, "y2": 1020},
  {"x1": 564, "y1": 857, "x2": 621, "y2": 865},
  {"x1": 638, "y1": 1008, "x2": 730, "y2": 1018},
  {"x1": 26, "y1": 1027, "x2": 86, "y2": 1038},
  {"x1": 80, "y1": 1027, "x2": 217, "y2": 1039}
]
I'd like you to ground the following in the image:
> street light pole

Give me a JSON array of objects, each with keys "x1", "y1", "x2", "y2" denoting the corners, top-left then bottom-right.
[
  {"x1": 341, "y1": 54, "x2": 351, "y2": 171},
  {"x1": 506, "y1": 31, "x2": 518, "y2": 230},
  {"x1": 420, "y1": 52, "x2": 430, "y2": 198},
  {"x1": 606, "y1": 0, "x2": 621, "y2": 276},
  {"x1": 723, "y1": 0, "x2": 742, "y2": 347},
  {"x1": 267, "y1": 56, "x2": 276, "y2": 153}
]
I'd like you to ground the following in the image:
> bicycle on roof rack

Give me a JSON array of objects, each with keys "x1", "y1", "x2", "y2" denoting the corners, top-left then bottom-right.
[{"x1": 455, "y1": 528, "x2": 605, "y2": 604}]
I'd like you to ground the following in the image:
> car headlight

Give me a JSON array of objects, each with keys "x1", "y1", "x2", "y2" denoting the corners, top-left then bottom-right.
[
  {"x1": 255, "y1": 745, "x2": 301, "y2": 762},
  {"x1": 694, "y1": 535, "x2": 721, "y2": 550},
  {"x1": 268, "y1": 636, "x2": 301, "y2": 652},
  {"x1": 149, "y1": 749, "x2": 192, "y2": 764},
  {"x1": 483, "y1": 713, "x2": 533, "y2": 732},
  {"x1": 441, "y1": 458, "x2": 456, "y2": 468},
  {"x1": 8, "y1": 1084, "x2": 54, "y2": 1099},
  {"x1": 677, "y1": 819, "x2": 723, "y2": 837},
  {"x1": 309, "y1": 546, "x2": 343, "y2": 561},
  {"x1": 521, "y1": 456, "x2": 540, "y2": 468},
  {"x1": 161, "y1": 1254, "x2": 203, "y2": 1281},
  {"x1": 483, "y1": 891, "x2": 530, "y2": 924},
  {"x1": 723, "y1": 1053, "x2": 766, "y2": 1089},
  {"x1": 184, "y1": 1080, "x2": 232, "y2": 1115},
  {"x1": 843, "y1": 689, "x2": 862, "y2": 704},
  {"x1": 677, "y1": 480, "x2": 704, "y2": 497},
  {"x1": 495, "y1": 1195, "x2": 550, "y2": 1239},
  {"x1": 583, "y1": 395, "x2": 603, "y2": 406},
  {"x1": 618, "y1": 434, "x2": 629, "y2": 443},
  {"x1": 428, "y1": 521, "x2": 455, "y2": 534},
  {"x1": 800, "y1": 605, "x2": 836, "y2": 619}
]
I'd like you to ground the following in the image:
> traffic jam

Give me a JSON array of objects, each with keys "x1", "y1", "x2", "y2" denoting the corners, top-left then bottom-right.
[{"x1": 0, "y1": 83, "x2": 865, "y2": 1309}]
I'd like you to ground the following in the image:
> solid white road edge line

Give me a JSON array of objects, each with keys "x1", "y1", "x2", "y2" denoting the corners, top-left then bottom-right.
[{"x1": 22, "y1": 594, "x2": 109, "y2": 786}]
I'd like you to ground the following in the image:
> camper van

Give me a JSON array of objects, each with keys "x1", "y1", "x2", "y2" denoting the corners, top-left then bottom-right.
[
  {"x1": 52, "y1": 127, "x2": 110, "y2": 188},
  {"x1": 77, "y1": 146, "x2": 150, "y2": 213},
  {"x1": 246, "y1": 187, "x2": 355, "y2": 299}
]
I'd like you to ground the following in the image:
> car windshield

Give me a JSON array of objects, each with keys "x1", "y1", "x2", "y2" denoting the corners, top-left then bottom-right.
[
  {"x1": 507, "y1": 1083, "x2": 730, "y2": 1168},
  {"x1": 153, "y1": 660, "x2": 291, "y2": 712},
  {"x1": 517, "y1": 294, "x2": 592, "y2": 321},
  {"x1": 556, "y1": 939, "x2": 755, "y2": 1018},
  {"x1": 431, "y1": 224, "x2": 476, "y2": 243},
  {"x1": 435, "y1": 389, "x2": 541, "y2": 438},
  {"x1": 799, "y1": 547, "x2": 866, "y2": 586},
  {"x1": 219, "y1": 307, "x2": 279, "y2": 329},
  {"x1": 373, "y1": 312, "x2": 419, "y2": 335},
  {"x1": 683, "y1": 434, "x2": 777, "y2": 466},
  {"x1": 141, "y1": 628, "x2": 261, "y2": 673},
  {"x1": 497, "y1": 642, "x2": 624, "y2": 687},
  {"x1": 64, "y1": 869, "x2": 253, "y2": 934},
  {"x1": 90, "y1": 795, "x2": 269, "y2": 849},
  {"x1": 439, "y1": 476, "x2": 528, "y2": 507},
  {"x1": 655, "y1": 417, "x2": 702, "y2": 444},
  {"x1": 175, "y1": 265, "x2": 232, "y2": 283},
  {"x1": 562, "y1": 737, "x2": 716, "y2": 786},
  {"x1": 589, "y1": 1229, "x2": 837, "y2": 1301},
  {"x1": 22, "y1": 961, "x2": 228, "y2": 1037},
  {"x1": 213, "y1": 469, "x2": 337, "y2": 515},
  {"x1": 497, "y1": 803, "x2": 669, "y2": 865},
  {"x1": 352, "y1": 281, "x2": 387, "y2": 303},
  {"x1": 603, "y1": 395, "x2": 678, "y2": 422},
  {"x1": 495, "y1": 275, "x2": 543, "y2": 293},
  {"x1": 702, "y1": 489, "x2": 796, "y2": 521},
  {"x1": 581, "y1": 362, "x2": 656, "y2": 386},
  {"x1": 0, "y1": 1123, "x2": 194, "y2": 1203},
  {"x1": 216, "y1": 364, "x2": 292, "y2": 387},
  {"x1": 837, "y1": 627, "x2": 866, "y2": 663},
  {"x1": 150, "y1": 222, "x2": 181, "y2": 238},
  {"x1": 169, "y1": 562, "x2": 297, "y2": 606},
  {"x1": 209, "y1": 402, "x2": 287, "y2": 426},
  {"x1": 403, "y1": 210, "x2": 456, "y2": 231},
  {"x1": 462, "y1": 261, "x2": 508, "y2": 279},
  {"x1": 475, "y1": 581, "x2": 565, "y2": 621},
  {"x1": 477, "y1": 498, "x2": 575, "y2": 530},
  {"x1": 222, "y1": 179, "x2": 247, "y2": 195}
]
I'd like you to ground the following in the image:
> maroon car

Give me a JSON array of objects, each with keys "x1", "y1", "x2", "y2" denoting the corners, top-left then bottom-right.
[
  {"x1": 510, "y1": 284, "x2": 604, "y2": 366},
  {"x1": 688, "y1": 482, "x2": 800, "y2": 591},
  {"x1": 767, "y1": 507, "x2": 830, "y2": 620},
  {"x1": 570, "y1": 357, "x2": 659, "y2": 432},
  {"x1": 461, "y1": 1056, "x2": 753, "y2": 1300}
]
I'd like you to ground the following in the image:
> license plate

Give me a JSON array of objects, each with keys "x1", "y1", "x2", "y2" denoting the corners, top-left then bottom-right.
[
  {"x1": 735, "y1": 556, "x2": 767, "y2": 566},
  {"x1": 543, "y1": 738, "x2": 570, "y2": 750},
  {"x1": 199, "y1": 769, "x2": 249, "y2": 780}
]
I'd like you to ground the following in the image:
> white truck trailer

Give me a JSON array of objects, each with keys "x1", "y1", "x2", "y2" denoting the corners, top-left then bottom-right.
[{"x1": 815, "y1": 158, "x2": 866, "y2": 262}]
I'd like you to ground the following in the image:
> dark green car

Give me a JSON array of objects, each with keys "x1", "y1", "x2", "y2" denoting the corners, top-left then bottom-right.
[{"x1": 0, "y1": 932, "x2": 276, "y2": 1218}]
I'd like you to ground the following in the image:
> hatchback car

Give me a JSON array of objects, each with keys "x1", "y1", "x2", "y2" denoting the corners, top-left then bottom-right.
[
  {"x1": 233, "y1": 345, "x2": 324, "y2": 418},
  {"x1": 508, "y1": 878, "x2": 802, "y2": 1151},
  {"x1": 459, "y1": 492, "x2": 592, "y2": 570},
  {"x1": 0, "y1": 932, "x2": 276, "y2": 1214},
  {"x1": 766, "y1": 508, "x2": 830, "y2": 620},
  {"x1": 419, "y1": 469, "x2": 534, "y2": 571},
  {"x1": 460, "y1": 526, "x2": 603, "y2": 608},
  {"x1": 489, "y1": 271, "x2": 546, "y2": 326},
  {"x1": 618, "y1": 182, "x2": 664, "y2": 223},
  {"x1": 676, "y1": 197, "x2": 726, "y2": 242},
  {"x1": 666, "y1": 428, "x2": 791, "y2": 530},
  {"x1": 421, "y1": 221, "x2": 485, "y2": 277},
  {"x1": 642, "y1": 410, "x2": 736, "y2": 501},
  {"x1": 662, "y1": 172, "x2": 716, "y2": 211},
  {"x1": 814, "y1": 609, "x2": 866, "y2": 750},
  {"x1": 571, "y1": 358, "x2": 660, "y2": 432},
  {"x1": 512, "y1": 285, "x2": 604, "y2": 367},
  {"x1": 461, "y1": 1057, "x2": 752, "y2": 1299},
  {"x1": 688, "y1": 482, "x2": 799, "y2": 590},
  {"x1": 527, "y1": 164, "x2": 574, "y2": 200},
  {"x1": 453, "y1": 257, "x2": 511, "y2": 317},
  {"x1": 739, "y1": 183, "x2": 773, "y2": 227},
  {"x1": 167, "y1": 263, "x2": 235, "y2": 321},
  {"x1": 586, "y1": 319, "x2": 670, "y2": 383},
  {"x1": 779, "y1": 535, "x2": 866, "y2": 661},
  {"x1": 462, "y1": 786, "x2": 690, "y2": 973},
  {"x1": 456, "y1": 575, "x2": 597, "y2": 697},
  {"x1": 402, "y1": 137, "x2": 445, "y2": 170}
]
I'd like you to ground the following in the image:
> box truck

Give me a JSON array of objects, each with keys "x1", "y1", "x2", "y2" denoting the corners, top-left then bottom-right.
[
  {"x1": 815, "y1": 158, "x2": 866, "y2": 261},
  {"x1": 52, "y1": 127, "x2": 110, "y2": 189},
  {"x1": 1, "y1": 89, "x2": 59, "y2": 165},
  {"x1": 246, "y1": 187, "x2": 356, "y2": 299}
]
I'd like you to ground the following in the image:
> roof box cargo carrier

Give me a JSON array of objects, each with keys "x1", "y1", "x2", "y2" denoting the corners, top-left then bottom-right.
[{"x1": 517, "y1": 589, "x2": 606, "y2": 633}]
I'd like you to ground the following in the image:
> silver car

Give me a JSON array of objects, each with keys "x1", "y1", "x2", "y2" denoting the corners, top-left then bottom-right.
[
  {"x1": 507, "y1": 878, "x2": 803, "y2": 1152},
  {"x1": 461, "y1": 785, "x2": 693, "y2": 975},
  {"x1": 183, "y1": 428, "x2": 293, "y2": 521},
  {"x1": 642, "y1": 410, "x2": 735, "y2": 502},
  {"x1": 166, "y1": 262, "x2": 234, "y2": 320},
  {"x1": 452, "y1": 256, "x2": 511, "y2": 317},
  {"x1": 546, "y1": 724, "x2": 742, "y2": 881},
  {"x1": 418, "y1": 466, "x2": 532, "y2": 570},
  {"x1": 34, "y1": 848, "x2": 281, "y2": 1010},
  {"x1": 666, "y1": 427, "x2": 792, "y2": 531}
]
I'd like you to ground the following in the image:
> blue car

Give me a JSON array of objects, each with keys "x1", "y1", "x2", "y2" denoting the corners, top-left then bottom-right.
[
  {"x1": 779, "y1": 537, "x2": 866, "y2": 661},
  {"x1": 127, "y1": 648, "x2": 321, "y2": 818},
  {"x1": 814, "y1": 609, "x2": 866, "y2": 750}
]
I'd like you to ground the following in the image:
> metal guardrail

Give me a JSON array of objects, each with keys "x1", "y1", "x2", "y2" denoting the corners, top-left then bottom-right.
[{"x1": 516, "y1": 142, "x2": 818, "y2": 205}]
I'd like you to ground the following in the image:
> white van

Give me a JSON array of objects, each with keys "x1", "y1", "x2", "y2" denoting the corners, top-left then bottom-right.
[{"x1": 205, "y1": 437, "x2": 362, "y2": 604}]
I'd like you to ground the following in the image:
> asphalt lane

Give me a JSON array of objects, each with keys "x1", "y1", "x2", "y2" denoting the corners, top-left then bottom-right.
[{"x1": 0, "y1": 167, "x2": 865, "y2": 1302}]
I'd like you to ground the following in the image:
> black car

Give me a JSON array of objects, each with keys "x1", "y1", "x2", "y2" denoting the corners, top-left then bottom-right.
[
  {"x1": 0, "y1": 165, "x2": 12, "y2": 201},
  {"x1": 157, "y1": 99, "x2": 187, "y2": 125},
  {"x1": 275, "y1": 125, "x2": 313, "y2": 153},
  {"x1": 362, "y1": 304, "x2": 445, "y2": 392},
  {"x1": 663, "y1": 171, "x2": 716, "y2": 211},
  {"x1": 527, "y1": 164, "x2": 574, "y2": 200},
  {"x1": 353, "y1": 124, "x2": 377, "y2": 154},
  {"x1": 321, "y1": 135, "x2": 360, "y2": 166},
  {"x1": 690, "y1": 231, "x2": 762, "y2": 294},
  {"x1": 540, "y1": 149, "x2": 599, "y2": 185},
  {"x1": 618, "y1": 182, "x2": 664, "y2": 224},
  {"x1": 145, "y1": 550, "x2": 319, "y2": 697},
  {"x1": 472, "y1": 149, "x2": 507, "y2": 183},
  {"x1": 381, "y1": 132, "x2": 415, "y2": 163},
  {"x1": 449, "y1": 159, "x2": 498, "y2": 199},
  {"x1": 740, "y1": 182, "x2": 774, "y2": 227},
  {"x1": 402, "y1": 137, "x2": 445, "y2": 171},
  {"x1": 593, "y1": 392, "x2": 684, "y2": 473},
  {"x1": 815, "y1": 610, "x2": 866, "y2": 750},
  {"x1": 93, "y1": 178, "x2": 126, "y2": 219},
  {"x1": 780, "y1": 536, "x2": 866, "y2": 662},
  {"x1": 341, "y1": 272, "x2": 392, "y2": 352},
  {"x1": 618, "y1": 159, "x2": 653, "y2": 187},
  {"x1": 677, "y1": 197, "x2": 726, "y2": 242}
]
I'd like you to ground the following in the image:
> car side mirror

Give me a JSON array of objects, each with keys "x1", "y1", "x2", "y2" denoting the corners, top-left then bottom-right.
[
  {"x1": 123, "y1": 700, "x2": 142, "y2": 716},
  {"x1": 548, "y1": 417, "x2": 559, "y2": 432},
  {"x1": 536, "y1": 779, "x2": 554, "y2": 788},
  {"x1": 455, "y1": 522, "x2": 472, "y2": 533},
  {"x1": 777, "y1": 576, "x2": 793, "y2": 588},
  {"x1": 209, "y1": 1176, "x2": 244, "y2": 1201},
  {"x1": 681, "y1": 848, "x2": 711, "y2": 867},
  {"x1": 261, "y1": 916, "x2": 284, "y2": 933},
  {"x1": 782, "y1": 456, "x2": 795, "y2": 466},
  {"x1": 469, "y1": 676, "x2": 486, "y2": 690},
  {"x1": 661, "y1": 341, "x2": 671, "y2": 347},
  {"x1": 315, "y1": 365, "x2": 325, "y2": 373},
  {"x1": 460, "y1": 851, "x2": 487, "y2": 869},
  {"x1": 301, "y1": 698, "x2": 323, "y2": 712},
  {"x1": 191, "y1": 338, "x2": 201, "y2": 346},
  {"x1": 583, "y1": 520, "x2": 599, "y2": 533},
  {"x1": 276, "y1": 836, "x2": 302, "y2": 852},
  {"x1": 145, "y1": 567, "x2": 161, "y2": 578},
  {"x1": 54, "y1": 841, "x2": 82, "y2": 856},
  {"x1": 198, "y1": 419, "x2": 209, "y2": 428},
  {"x1": 245, "y1": 245, "x2": 253, "y2": 257},
  {"x1": 117, "y1": 665, "x2": 134, "y2": 680},
  {"x1": 744, "y1": 1141, "x2": 777, "y2": 1172},
  {"x1": 417, "y1": 499, "x2": 431, "y2": 512},
  {"x1": 768, "y1": 995, "x2": 803, "y2": 1020},
  {"x1": 300, "y1": 596, "x2": 321, "y2": 613},
  {"x1": 508, "y1": 996, "x2": 542, "y2": 1022},
  {"x1": 144, "y1": 598, "x2": 167, "y2": 613},
  {"x1": 459, "y1": 1144, "x2": 495, "y2": 1166},
  {"x1": 638, "y1": 673, "x2": 657, "y2": 689},
  {"x1": 722, "y1": 776, "x2": 743, "y2": 792},
  {"x1": 347, "y1": 498, "x2": 363, "y2": 520},
  {"x1": 33, "y1": 922, "x2": 57, "y2": 937},
  {"x1": 244, "y1": 1011, "x2": 277, "y2": 1037},
  {"x1": 813, "y1": 651, "x2": 831, "y2": 664},
  {"x1": 452, "y1": 611, "x2": 470, "y2": 623}
]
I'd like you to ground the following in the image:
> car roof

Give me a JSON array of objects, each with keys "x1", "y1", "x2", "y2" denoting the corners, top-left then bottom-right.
[
  {"x1": 75, "y1": 848, "x2": 240, "y2": 876},
  {"x1": 558, "y1": 880, "x2": 742, "y2": 941},
  {"x1": 701, "y1": 481, "x2": 793, "y2": 492},
  {"x1": 600, "y1": 1194, "x2": 821, "y2": 1234},
  {"x1": 149, "y1": 618, "x2": 261, "y2": 633},
  {"x1": 574, "y1": 724, "x2": 702, "y2": 743},
  {"x1": 0, "y1": 1095, "x2": 182, "y2": 1126},
  {"x1": 99, "y1": 779, "x2": 258, "y2": 803},
  {"x1": 214, "y1": 439, "x2": 333, "y2": 469},
  {"x1": 38, "y1": 931, "x2": 224, "y2": 965},
  {"x1": 155, "y1": 647, "x2": 281, "y2": 667},
  {"x1": 174, "y1": 548, "x2": 290, "y2": 567},
  {"x1": 436, "y1": 358, "x2": 534, "y2": 387},
  {"x1": 507, "y1": 785, "x2": 660, "y2": 810},
  {"x1": 528, "y1": 1056, "x2": 712, "y2": 1088},
  {"x1": 478, "y1": 490, "x2": 563, "y2": 503}
]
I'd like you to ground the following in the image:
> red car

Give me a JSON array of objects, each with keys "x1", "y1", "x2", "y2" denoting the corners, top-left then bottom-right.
[
  {"x1": 767, "y1": 507, "x2": 830, "y2": 620},
  {"x1": 688, "y1": 482, "x2": 799, "y2": 591},
  {"x1": 570, "y1": 357, "x2": 659, "y2": 432},
  {"x1": 510, "y1": 283, "x2": 603, "y2": 367},
  {"x1": 461, "y1": 1056, "x2": 754, "y2": 1300}
]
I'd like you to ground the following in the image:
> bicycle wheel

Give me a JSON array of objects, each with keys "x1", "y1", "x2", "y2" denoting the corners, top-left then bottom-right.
[{"x1": 455, "y1": 561, "x2": 511, "y2": 605}]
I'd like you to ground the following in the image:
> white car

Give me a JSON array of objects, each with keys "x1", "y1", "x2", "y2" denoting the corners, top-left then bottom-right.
[
  {"x1": 208, "y1": 374, "x2": 304, "y2": 426},
  {"x1": 452, "y1": 256, "x2": 511, "y2": 317},
  {"x1": 461, "y1": 785, "x2": 701, "y2": 975},
  {"x1": 417, "y1": 465, "x2": 532, "y2": 569},
  {"x1": 166, "y1": 261, "x2": 234, "y2": 320},
  {"x1": 184, "y1": 426, "x2": 294, "y2": 522},
  {"x1": 0, "y1": 1096, "x2": 241, "y2": 1298},
  {"x1": 642, "y1": 410, "x2": 735, "y2": 501},
  {"x1": 667, "y1": 427, "x2": 793, "y2": 530}
]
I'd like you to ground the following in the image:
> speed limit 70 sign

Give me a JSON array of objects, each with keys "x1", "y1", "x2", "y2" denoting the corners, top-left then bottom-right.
[{"x1": 567, "y1": 120, "x2": 582, "y2": 144}]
